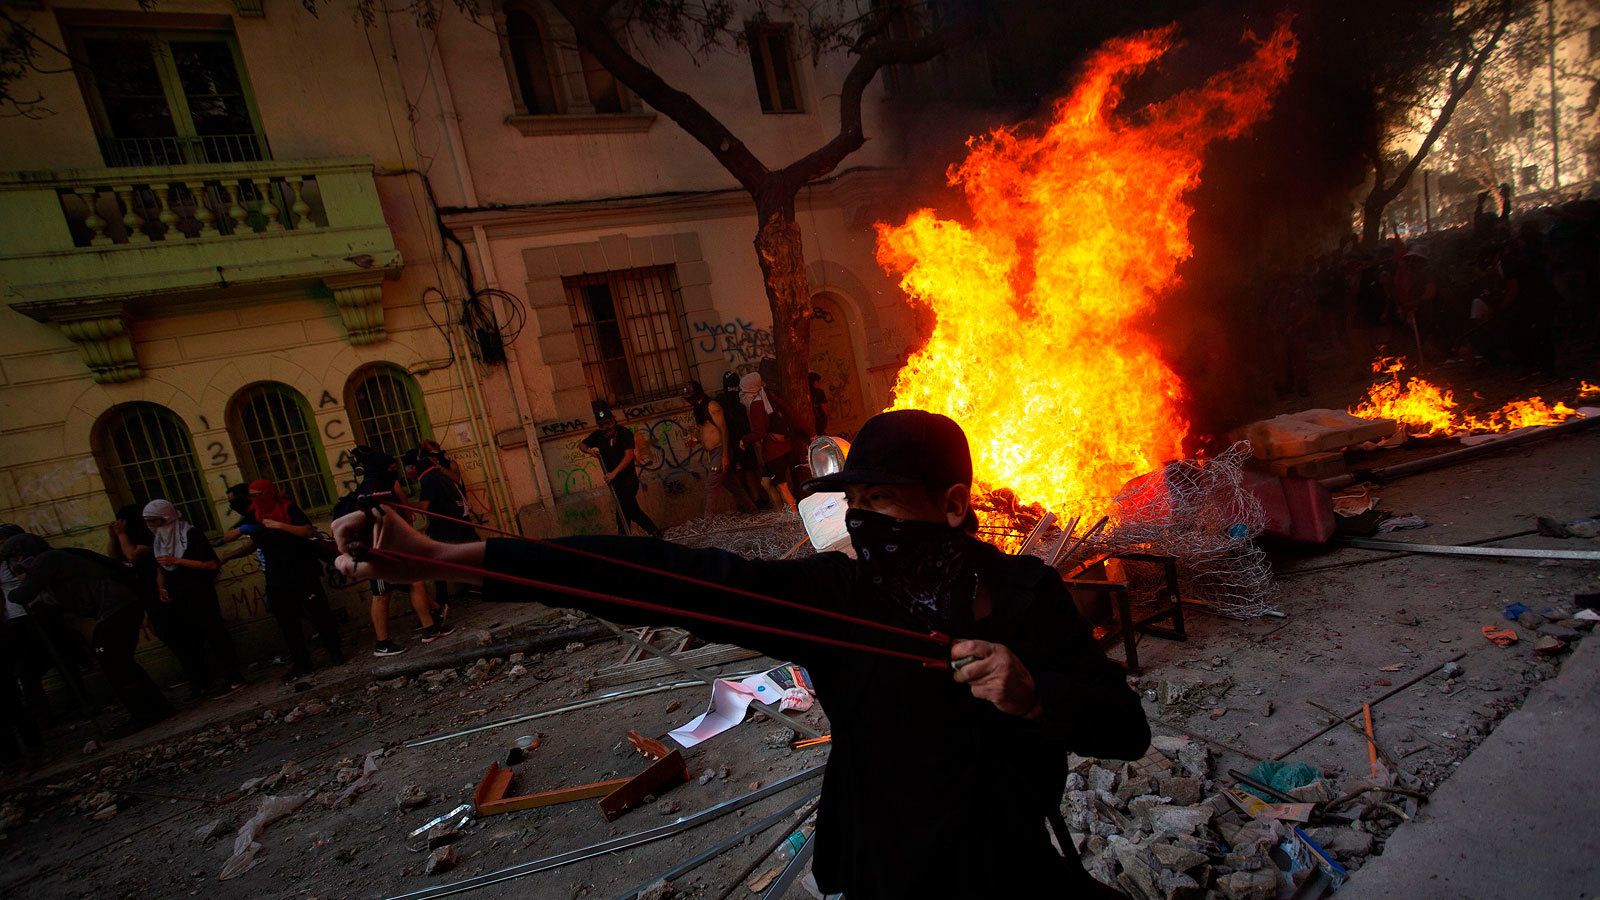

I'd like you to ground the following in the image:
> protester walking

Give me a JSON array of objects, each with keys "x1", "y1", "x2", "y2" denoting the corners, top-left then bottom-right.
[
  {"x1": 2, "y1": 533, "x2": 172, "y2": 734},
  {"x1": 239, "y1": 480, "x2": 343, "y2": 680},
  {"x1": 717, "y1": 371, "x2": 767, "y2": 509},
  {"x1": 738, "y1": 372, "x2": 802, "y2": 511},
  {"x1": 405, "y1": 444, "x2": 468, "y2": 642},
  {"x1": 579, "y1": 409, "x2": 663, "y2": 537},
  {"x1": 145, "y1": 500, "x2": 243, "y2": 695},
  {"x1": 105, "y1": 503, "x2": 203, "y2": 691},
  {"x1": 682, "y1": 380, "x2": 756, "y2": 516},
  {"x1": 342, "y1": 447, "x2": 444, "y2": 655},
  {"x1": 809, "y1": 371, "x2": 830, "y2": 436}
]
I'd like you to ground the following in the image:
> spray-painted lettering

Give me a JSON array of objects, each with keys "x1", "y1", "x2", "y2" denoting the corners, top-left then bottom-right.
[
  {"x1": 692, "y1": 318, "x2": 775, "y2": 368},
  {"x1": 539, "y1": 418, "x2": 590, "y2": 438}
]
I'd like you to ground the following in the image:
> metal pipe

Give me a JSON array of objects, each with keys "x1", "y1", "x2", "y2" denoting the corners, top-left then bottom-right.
[
  {"x1": 1057, "y1": 515, "x2": 1109, "y2": 569},
  {"x1": 404, "y1": 678, "x2": 727, "y2": 749},
  {"x1": 1018, "y1": 512, "x2": 1056, "y2": 555},
  {"x1": 612, "y1": 789, "x2": 821, "y2": 900},
  {"x1": 1335, "y1": 536, "x2": 1600, "y2": 561},
  {"x1": 383, "y1": 765, "x2": 827, "y2": 900},
  {"x1": 1045, "y1": 515, "x2": 1082, "y2": 567},
  {"x1": 1276, "y1": 529, "x2": 1538, "y2": 578},
  {"x1": 371, "y1": 622, "x2": 614, "y2": 680},
  {"x1": 711, "y1": 797, "x2": 822, "y2": 900},
  {"x1": 1274, "y1": 653, "x2": 1465, "y2": 760}
]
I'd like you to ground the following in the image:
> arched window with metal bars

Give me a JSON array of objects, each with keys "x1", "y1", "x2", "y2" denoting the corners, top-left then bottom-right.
[
  {"x1": 227, "y1": 382, "x2": 333, "y2": 513},
  {"x1": 346, "y1": 364, "x2": 429, "y2": 460},
  {"x1": 93, "y1": 402, "x2": 218, "y2": 533}
]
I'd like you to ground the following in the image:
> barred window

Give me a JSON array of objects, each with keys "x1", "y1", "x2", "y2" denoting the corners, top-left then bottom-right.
[
  {"x1": 564, "y1": 265, "x2": 694, "y2": 406},
  {"x1": 347, "y1": 364, "x2": 428, "y2": 459},
  {"x1": 94, "y1": 402, "x2": 217, "y2": 533},
  {"x1": 227, "y1": 382, "x2": 333, "y2": 513}
]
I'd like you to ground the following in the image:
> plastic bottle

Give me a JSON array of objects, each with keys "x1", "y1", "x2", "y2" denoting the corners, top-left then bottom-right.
[{"x1": 774, "y1": 824, "x2": 815, "y2": 861}]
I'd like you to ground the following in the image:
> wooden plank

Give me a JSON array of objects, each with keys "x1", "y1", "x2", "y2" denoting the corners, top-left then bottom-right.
[
  {"x1": 598, "y1": 750, "x2": 689, "y2": 821},
  {"x1": 473, "y1": 760, "x2": 633, "y2": 816}
]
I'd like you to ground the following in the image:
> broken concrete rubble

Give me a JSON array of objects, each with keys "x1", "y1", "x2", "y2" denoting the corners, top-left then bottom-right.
[{"x1": 423, "y1": 845, "x2": 458, "y2": 876}]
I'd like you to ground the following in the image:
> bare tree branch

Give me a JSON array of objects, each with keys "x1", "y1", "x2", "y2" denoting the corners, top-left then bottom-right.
[
  {"x1": 775, "y1": 23, "x2": 967, "y2": 194},
  {"x1": 548, "y1": 0, "x2": 770, "y2": 191}
]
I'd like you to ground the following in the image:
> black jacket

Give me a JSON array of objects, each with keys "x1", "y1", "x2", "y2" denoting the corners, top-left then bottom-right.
[
  {"x1": 9, "y1": 548, "x2": 143, "y2": 622},
  {"x1": 482, "y1": 534, "x2": 1149, "y2": 899}
]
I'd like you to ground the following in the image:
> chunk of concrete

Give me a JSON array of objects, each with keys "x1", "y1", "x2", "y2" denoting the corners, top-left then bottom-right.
[{"x1": 1151, "y1": 805, "x2": 1213, "y2": 836}]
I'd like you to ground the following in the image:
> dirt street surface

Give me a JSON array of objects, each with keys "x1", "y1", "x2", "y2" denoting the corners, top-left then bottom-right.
[{"x1": 0, "y1": 430, "x2": 1596, "y2": 899}]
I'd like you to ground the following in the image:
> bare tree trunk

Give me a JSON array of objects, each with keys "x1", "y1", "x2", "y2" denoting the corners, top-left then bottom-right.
[
  {"x1": 1361, "y1": 195, "x2": 1387, "y2": 247},
  {"x1": 753, "y1": 205, "x2": 816, "y2": 436}
]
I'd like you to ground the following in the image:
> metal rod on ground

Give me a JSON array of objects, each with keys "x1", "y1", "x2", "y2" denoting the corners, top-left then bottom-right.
[
  {"x1": 1056, "y1": 515, "x2": 1109, "y2": 569},
  {"x1": 761, "y1": 828, "x2": 816, "y2": 900},
  {"x1": 1275, "y1": 653, "x2": 1466, "y2": 760},
  {"x1": 1276, "y1": 529, "x2": 1538, "y2": 579},
  {"x1": 596, "y1": 620, "x2": 826, "y2": 740},
  {"x1": 1307, "y1": 700, "x2": 1399, "y2": 770},
  {"x1": 613, "y1": 789, "x2": 821, "y2": 900},
  {"x1": 1334, "y1": 536, "x2": 1600, "y2": 562},
  {"x1": 383, "y1": 765, "x2": 827, "y2": 900},
  {"x1": 404, "y1": 678, "x2": 726, "y2": 749},
  {"x1": 1226, "y1": 769, "x2": 1301, "y2": 805},
  {"x1": 711, "y1": 798, "x2": 822, "y2": 900},
  {"x1": 371, "y1": 622, "x2": 615, "y2": 680}
]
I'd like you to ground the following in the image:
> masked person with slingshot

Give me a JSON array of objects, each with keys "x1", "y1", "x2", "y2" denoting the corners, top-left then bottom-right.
[{"x1": 333, "y1": 410, "x2": 1146, "y2": 899}]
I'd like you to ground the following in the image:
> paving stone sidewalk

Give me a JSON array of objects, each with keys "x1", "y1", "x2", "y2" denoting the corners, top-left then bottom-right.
[{"x1": 1340, "y1": 630, "x2": 1600, "y2": 900}]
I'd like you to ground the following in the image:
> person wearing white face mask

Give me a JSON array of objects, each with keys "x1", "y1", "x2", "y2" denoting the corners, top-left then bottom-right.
[
  {"x1": 738, "y1": 372, "x2": 804, "y2": 512},
  {"x1": 144, "y1": 500, "x2": 244, "y2": 698}
]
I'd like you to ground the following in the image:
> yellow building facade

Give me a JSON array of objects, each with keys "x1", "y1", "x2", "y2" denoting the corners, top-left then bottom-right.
[{"x1": 0, "y1": 0, "x2": 918, "y2": 674}]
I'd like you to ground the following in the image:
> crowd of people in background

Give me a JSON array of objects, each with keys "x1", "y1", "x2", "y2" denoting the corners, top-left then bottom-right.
[
  {"x1": 0, "y1": 438, "x2": 484, "y2": 771},
  {"x1": 1277, "y1": 188, "x2": 1600, "y2": 397},
  {"x1": 0, "y1": 367, "x2": 838, "y2": 769}
]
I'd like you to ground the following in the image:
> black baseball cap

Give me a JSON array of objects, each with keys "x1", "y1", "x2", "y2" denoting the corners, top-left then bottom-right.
[{"x1": 802, "y1": 409, "x2": 972, "y2": 493}]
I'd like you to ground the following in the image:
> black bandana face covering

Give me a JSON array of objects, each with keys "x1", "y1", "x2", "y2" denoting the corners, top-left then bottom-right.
[{"x1": 846, "y1": 508, "x2": 977, "y2": 631}]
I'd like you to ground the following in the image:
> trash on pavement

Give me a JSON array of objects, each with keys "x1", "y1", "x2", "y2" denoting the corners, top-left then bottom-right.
[{"x1": 1480, "y1": 625, "x2": 1518, "y2": 646}]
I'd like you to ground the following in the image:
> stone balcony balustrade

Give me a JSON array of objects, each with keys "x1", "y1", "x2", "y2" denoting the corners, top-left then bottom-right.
[{"x1": 0, "y1": 156, "x2": 402, "y2": 382}]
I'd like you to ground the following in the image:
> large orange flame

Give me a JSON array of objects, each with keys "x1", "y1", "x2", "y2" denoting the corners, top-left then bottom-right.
[
  {"x1": 1350, "y1": 357, "x2": 1584, "y2": 436},
  {"x1": 875, "y1": 23, "x2": 1297, "y2": 515}
]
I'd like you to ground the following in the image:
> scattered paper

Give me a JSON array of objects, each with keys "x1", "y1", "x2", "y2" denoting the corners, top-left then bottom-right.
[
  {"x1": 668, "y1": 678, "x2": 761, "y2": 749},
  {"x1": 669, "y1": 664, "x2": 815, "y2": 749}
]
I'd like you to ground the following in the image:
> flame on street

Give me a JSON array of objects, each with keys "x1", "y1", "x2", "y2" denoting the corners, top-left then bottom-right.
[
  {"x1": 1350, "y1": 357, "x2": 1584, "y2": 436},
  {"x1": 874, "y1": 23, "x2": 1297, "y2": 516}
]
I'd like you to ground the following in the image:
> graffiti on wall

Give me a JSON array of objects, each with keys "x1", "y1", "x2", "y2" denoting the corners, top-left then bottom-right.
[
  {"x1": 692, "y1": 318, "x2": 775, "y2": 372},
  {"x1": 540, "y1": 404, "x2": 717, "y2": 535}
]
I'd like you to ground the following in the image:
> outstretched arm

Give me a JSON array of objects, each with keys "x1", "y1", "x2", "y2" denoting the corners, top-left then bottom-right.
[{"x1": 332, "y1": 509, "x2": 865, "y2": 667}]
